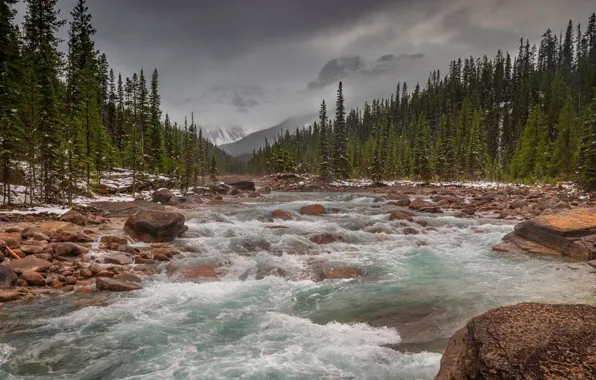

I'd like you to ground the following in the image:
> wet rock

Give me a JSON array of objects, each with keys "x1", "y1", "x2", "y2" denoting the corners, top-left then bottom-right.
[
  {"x1": 115, "y1": 272, "x2": 142, "y2": 283},
  {"x1": 500, "y1": 207, "x2": 596, "y2": 260},
  {"x1": 60, "y1": 210, "x2": 87, "y2": 226},
  {"x1": 403, "y1": 227, "x2": 420, "y2": 235},
  {"x1": 363, "y1": 224, "x2": 393, "y2": 234},
  {"x1": 20, "y1": 245, "x2": 44, "y2": 255},
  {"x1": 88, "y1": 263, "x2": 103, "y2": 274},
  {"x1": 21, "y1": 271, "x2": 46, "y2": 286},
  {"x1": 409, "y1": 198, "x2": 442, "y2": 213},
  {"x1": 104, "y1": 254, "x2": 131, "y2": 265},
  {"x1": 257, "y1": 186, "x2": 272, "y2": 195},
  {"x1": 554, "y1": 201, "x2": 571, "y2": 209},
  {"x1": 264, "y1": 224, "x2": 289, "y2": 229},
  {"x1": 57, "y1": 230, "x2": 78, "y2": 242},
  {"x1": 151, "y1": 247, "x2": 180, "y2": 258},
  {"x1": 415, "y1": 220, "x2": 428, "y2": 227},
  {"x1": 152, "y1": 188, "x2": 174, "y2": 204},
  {"x1": 65, "y1": 276, "x2": 77, "y2": 285},
  {"x1": 271, "y1": 209, "x2": 294, "y2": 220},
  {"x1": 153, "y1": 253, "x2": 170, "y2": 262},
  {"x1": 313, "y1": 265, "x2": 363, "y2": 282},
  {"x1": 386, "y1": 193, "x2": 411, "y2": 207},
  {"x1": 228, "y1": 181, "x2": 255, "y2": 191},
  {"x1": 256, "y1": 267, "x2": 287, "y2": 280},
  {"x1": 461, "y1": 207, "x2": 475, "y2": 216},
  {"x1": 74, "y1": 287, "x2": 96, "y2": 295},
  {"x1": 0, "y1": 289, "x2": 20, "y2": 302},
  {"x1": 247, "y1": 192, "x2": 259, "y2": 198},
  {"x1": 0, "y1": 266, "x2": 18, "y2": 289},
  {"x1": 177, "y1": 265, "x2": 220, "y2": 279},
  {"x1": 309, "y1": 233, "x2": 344, "y2": 245},
  {"x1": 96, "y1": 271, "x2": 115, "y2": 278},
  {"x1": 4, "y1": 256, "x2": 52, "y2": 274},
  {"x1": 435, "y1": 303, "x2": 596, "y2": 380},
  {"x1": 389, "y1": 210, "x2": 415, "y2": 222},
  {"x1": 510, "y1": 199, "x2": 528, "y2": 209},
  {"x1": 299, "y1": 204, "x2": 326, "y2": 215},
  {"x1": 587, "y1": 259, "x2": 596, "y2": 269},
  {"x1": 135, "y1": 257, "x2": 156, "y2": 265},
  {"x1": 50, "y1": 242, "x2": 87, "y2": 257},
  {"x1": 96, "y1": 277, "x2": 142, "y2": 292},
  {"x1": 124, "y1": 210, "x2": 186, "y2": 243}
]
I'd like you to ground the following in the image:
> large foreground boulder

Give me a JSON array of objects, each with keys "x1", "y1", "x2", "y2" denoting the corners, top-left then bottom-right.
[
  {"x1": 435, "y1": 303, "x2": 596, "y2": 380},
  {"x1": 124, "y1": 210, "x2": 186, "y2": 243},
  {"x1": 494, "y1": 207, "x2": 596, "y2": 260}
]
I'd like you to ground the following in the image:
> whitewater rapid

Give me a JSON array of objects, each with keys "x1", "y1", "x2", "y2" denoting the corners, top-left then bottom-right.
[{"x1": 0, "y1": 192, "x2": 594, "y2": 380}]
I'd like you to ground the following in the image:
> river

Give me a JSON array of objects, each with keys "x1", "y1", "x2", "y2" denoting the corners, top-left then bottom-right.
[{"x1": 0, "y1": 192, "x2": 594, "y2": 379}]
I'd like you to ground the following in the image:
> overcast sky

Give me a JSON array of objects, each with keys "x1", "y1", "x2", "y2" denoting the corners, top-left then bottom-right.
[{"x1": 15, "y1": 0, "x2": 596, "y2": 132}]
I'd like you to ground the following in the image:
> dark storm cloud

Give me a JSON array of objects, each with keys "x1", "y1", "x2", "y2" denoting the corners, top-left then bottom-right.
[{"x1": 14, "y1": 0, "x2": 596, "y2": 132}]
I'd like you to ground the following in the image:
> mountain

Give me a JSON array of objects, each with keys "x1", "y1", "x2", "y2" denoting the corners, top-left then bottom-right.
[
  {"x1": 201, "y1": 125, "x2": 246, "y2": 146},
  {"x1": 307, "y1": 53, "x2": 425, "y2": 90},
  {"x1": 219, "y1": 114, "x2": 316, "y2": 156},
  {"x1": 199, "y1": 85, "x2": 268, "y2": 113}
]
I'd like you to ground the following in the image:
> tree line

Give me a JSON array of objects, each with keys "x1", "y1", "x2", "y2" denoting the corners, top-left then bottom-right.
[
  {"x1": 248, "y1": 14, "x2": 596, "y2": 190},
  {"x1": 0, "y1": 0, "x2": 243, "y2": 205}
]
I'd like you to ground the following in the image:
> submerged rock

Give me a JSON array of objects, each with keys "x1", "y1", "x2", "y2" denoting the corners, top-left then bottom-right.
[
  {"x1": 299, "y1": 204, "x2": 326, "y2": 215},
  {"x1": 309, "y1": 233, "x2": 344, "y2": 245},
  {"x1": 124, "y1": 210, "x2": 186, "y2": 243},
  {"x1": 494, "y1": 207, "x2": 596, "y2": 260},
  {"x1": 271, "y1": 209, "x2": 294, "y2": 220},
  {"x1": 435, "y1": 303, "x2": 596, "y2": 380}
]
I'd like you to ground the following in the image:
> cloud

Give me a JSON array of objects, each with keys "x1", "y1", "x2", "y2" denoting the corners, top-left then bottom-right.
[{"x1": 13, "y1": 0, "x2": 596, "y2": 132}]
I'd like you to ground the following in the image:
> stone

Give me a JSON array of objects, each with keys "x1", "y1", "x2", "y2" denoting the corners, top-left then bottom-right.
[
  {"x1": 388, "y1": 210, "x2": 415, "y2": 222},
  {"x1": 0, "y1": 289, "x2": 20, "y2": 302},
  {"x1": 96, "y1": 277, "x2": 142, "y2": 292},
  {"x1": 152, "y1": 188, "x2": 174, "y2": 204},
  {"x1": 403, "y1": 227, "x2": 420, "y2": 235},
  {"x1": 461, "y1": 207, "x2": 475, "y2": 216},
  {"x1": 299, "y1": 204, "x2": 326, "y2": 215},
  {"x1": 74, "y1": 287, "x2": 95, "y2": 295},
  {"x1": 51, "y1": 242, "x2": 87, "y2": 257},
  {"x1": 153, "y1": 253, "x2": 170, "y2": 262},
  {"x1": 554, "y1": 201, "x2": 571, "y2": 209},
  {"x1": 176, "y1": 265, "x2": 220, "y2": 279},
  {"x1": 65, "y1": 276, "x2": 77, "y2": 285},
  {"x1": 124, "y1": 210, "x2": 186, "y2": 243},
  {"x1": 0, "y1": 266, "x2": 18, "y2": 289},
  {"x1": 257, "y1": 186, "x2": 272, "y2": 195},
  {"x1": 0, "y1": 232, "x2": 21, "y2": 248},
  {"x1": 150, "y1": 247, "x2": 180, "y2": 258},
  {"x1": 31, "y1": 232, "x2": 50, "y2": 241},
  {"x1": 115, "y1": 272, "x2": 142, "y2": 283},
  {"x1": 104, "y1": 254, "x2": 131, "y2": 265},
  {"x1": 510, "y1": 199, "x2": 528, "y2": 209},
  {"x1": 228, "y1": 181, "x2": 255, "y2": 191},
  {"x1": 271, "y1": 209, "x2": 294, "y2": 220},
  {"x1": 415, "y1": 220, "x2": 428, "y2": 227},
  {"x1": 88, "y1": 262, "x2": 103, "y2": 274},
  {"x1": 255, "y1": 267, "x2": 287, "y2": 280},
  {"x1": 4, "y1": 256, "x2": 52, "y2": 274},
  {"x1": 435, "y1": 303, "x2": 596, "y2": 380},
  {"x1": 96, "y1": 271, "x2": 115, "y2": 278},
  {"x1": 59, "y1": 210, "x2": 87, "y2": 226},
  {"x1": 587, "y1": 259, "x2": 596, "y2": 269},
  {"x1": 134, "y1": 257, "x2": 156, "y2": 265},
  {"x1": 313, "y1": 265, "x2": 363, "y2": 282},
  {"x1": 21, "y1": 271, "x2": 46, "y2": 286},
  {"x1": 20, "y1": 245, "x2": 44, "y2": 255},
  {"x1": 309, "y1": 234, "x2": 344, "y2": 245},
  {"x1": 100, "y1": 235, "x2": 129, "y2": 245},
  {"x1": 57, "y1": 230, "x2": 78, "y2": 242},
  {"x1": 409, "y1": 198, "x2": 442, "y2": 213}
]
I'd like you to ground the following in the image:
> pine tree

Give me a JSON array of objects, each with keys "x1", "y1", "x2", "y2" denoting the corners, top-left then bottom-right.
[
  {"x1": 466, "y1": 109, "x2": 488, "y2": 179},
  {"x1": 148, "y1": 68, "x2": 165, "y2": 173},
  {"x1": 0, "y1": 0, "x2": 22, "y2": 204},
  {"x1": 413, "y1": 114, "x2": 432, "y2": 180},
  {"x1": 210, "y1": 153, "x2": 218, "y2": 182},
  {"x1": 552, "y1": 98, "x2": 579, "y2": 180},
  {"x1": 318, "y1": 100, "x2": 332, "y2": 180},
  {"x1": 333, "y1": 82, "x2": 350, "y2": 179},
  {"x1": 580, "y1": 91, "x2": 596, "y2": 189}
]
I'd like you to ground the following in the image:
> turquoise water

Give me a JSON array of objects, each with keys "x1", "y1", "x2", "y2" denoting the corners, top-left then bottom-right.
[{"x1": 1, "y1": 193, "x2": 594, "y2": 379}]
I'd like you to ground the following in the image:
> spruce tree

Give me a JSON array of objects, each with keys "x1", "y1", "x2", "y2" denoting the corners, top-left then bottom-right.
[
  {"x1": 318, "y1": 100, "x2": 332, "y2": 180},
  {"x1": 552, "y1": 98, "x2": 579, "y2": 180},
  {"x1": 148, "y1": 68, "x2": 165, "y2": 173},
  {"x1": 333, "y1": 82, "x2": 350, "y2": 179},
  {"x1": 580, "y1": 91, "x2": 596, "y2": 189},
  {"x1": 210, "y1": 153, "x2": 218, "y2": 182}
]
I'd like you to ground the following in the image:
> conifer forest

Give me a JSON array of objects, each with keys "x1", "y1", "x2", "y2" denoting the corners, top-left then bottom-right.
[
  {"x1": 248, "y1": 14, "x2": 596, "y2": 190},
  {"x1": 0, "y1": 0, "x2": 243, "y2": 205}
]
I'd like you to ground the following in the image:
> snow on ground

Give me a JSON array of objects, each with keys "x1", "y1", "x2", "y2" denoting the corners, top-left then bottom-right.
[
  {"x1": 329, "y1": 179, "x2": 516, "y2": 190},
  {"x1": 0, "y1": 207, "x2": 71, "y2": 215}
]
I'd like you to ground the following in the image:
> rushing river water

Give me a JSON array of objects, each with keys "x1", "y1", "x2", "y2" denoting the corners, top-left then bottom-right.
[{"x1": 1, "y1": 192, "x2": 594, "y2": 380}]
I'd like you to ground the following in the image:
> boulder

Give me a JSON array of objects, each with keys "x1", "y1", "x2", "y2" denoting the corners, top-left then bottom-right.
[
  {"x1": 3, "y1": 256, "x2": 52, "y2": 274},
  {"x1": 104, "y1": 254, "x2": 131, "y2": 265},
  {"x1": 409, "y1": 198, "x2": 442, "y2": 213},
  {"x1": 309, "y1": 234, "x2": 344, "y2": 245},
  {"x1": 21, "y1": 271, "x2": 46, "y2": 286},
  {"x1": 0, "y1": 266, "x2": 18, "y2": 289},
  {"x1": 0, "y1": 289, "x2": 20, "y2": 302},
  {"x1": 271, "y1": 209, "x2": 294, "y2": 220},
  {"x1": 59, "y1": 210, "x2": 87, "y2": 226},
  {"x1": 57, "y1": 230, "x2": 79, "y2": 242},
  {"x1": 299, "y1": 204, "x2": 326, "y2": 215},
  {"x1": 388, "y1": 210, "x2": 415, "y2": 222},
  {"x1": 176, "y1": 265, "x2": 221, "y2": 279},
  {"x1": 114, "y1": 272, "x2": 142, "y2": 283},
  {"x1": 152, "y1": 188, "x2": 174, "y2": 204},
  {"x1": 50, "y1": 242, "x2": 87, "y2": 257},
  {"x1": 20, "y1": 245, "x2": 44, "y2": 255},
  {"x1": 313, "y1": 265, "x2": 363, "y2": 282},
  {"x1": 96, "y1": 277, "x2": 142, "y2": 292},
  {"x1": 435, "y1": 303, "x2": 596, "y2": 380},
  {"x1": 0, "y1": 232, "x2": 21, "y2": 249},
  {"x1": 124, "y1": 210, "x2": 186, "y2": 243},
  {"x1": 496, "y1": 207, "x2": 596, "y2": 260},
  {"x1": 100, "y1": 235, "x2": 130, "y2": 245}
]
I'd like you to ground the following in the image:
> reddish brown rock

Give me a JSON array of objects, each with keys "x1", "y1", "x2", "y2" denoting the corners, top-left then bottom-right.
[
  {"x1": 50, "y1": 242, "x2": 88, "y2": 257},
  {"x1": 0, "y1": 266, "x2": 18, "y2": 289},
  {"x1": 104, "y1": 254, "x2": 131, "y2": 265},
  {"x1": 0, "y1": 232, "x2": 21, "y2": 248},
  {"x1": 134, "y1": 257, "x2": 156, "y2": 265},
  {"x1": 313, "y1": 265, "x2": 363, "y2": 282},
  {"x1": 153, "y1": 253, "x2": 170, "y2": 262},
  {"x1": 57, "y1": 230, "x2": 79, "y2": 242},
  {"x1": 74, "y1": 287, "x2": 95, "y2": 295},
  {"x1": 299, "y1": 204, "x2": 326, "y2": 215},
  {"x1": 59, "y1": 210, "x2": 87, "y2": 226},
  {"x1": 96, "y1": 277, "x2": 142, "y2": 292},
  {"x1": 309, "y1": 234, "x2": 344, "y2": 245},
  {"x1": 177, "y1": 265, "x2": 221, "y2": 279},
  {"x1": 4, "y1": 256, "x2": 52, "y2": 274},
  {"x1": 388, "y1": 210, "x2": 415, "y2": 222},
  {"x1": 115, "y1": 272, "x2": 142, "y2": 283},
  {"x1": 20, "y1": 245, "x2": 44, "y2": 255},
  {"x1": 152, "y1": 188, "x2": 174, "y2": 204},
  {"x1": 124, "y1": 210, "x2": 186, "y2": 243},
  {"x1": 0, "y1": 289, "x2": 20, "y2": 302},
  {"x1": 271, "y1": 209, "x2": 294, "y2": 220},
  {"x1": 21, "y1": 271, "x2": 46, "y2": 286},
  {"x1": 435, "y1": 303, "x2": 596, "y2": 380}
]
